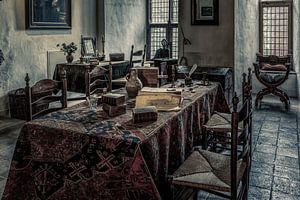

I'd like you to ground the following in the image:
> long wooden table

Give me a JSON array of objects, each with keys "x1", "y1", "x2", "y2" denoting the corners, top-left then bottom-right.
[{"x1": 2, "y1": 83, "x2": 229, "y2": 200}]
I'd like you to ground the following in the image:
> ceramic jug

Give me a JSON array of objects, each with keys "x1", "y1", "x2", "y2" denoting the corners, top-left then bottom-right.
[{"x1": 125, "y1": 69, "x2": 143, "y2": 98}]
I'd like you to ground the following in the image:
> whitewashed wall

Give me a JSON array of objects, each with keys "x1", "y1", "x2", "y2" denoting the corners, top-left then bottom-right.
[
  {"x1": 293, "y1": 0, "x2": 300, "y2": 98},
  {"x1": 104, "y1": 0, "x2": 147, "y2": 60},
  {"x1": 234, "y1": 0, "x2": 259, "y2": 96},
  {"x1": 0, "y1": 0, "x2": 97, "y2": 115}
]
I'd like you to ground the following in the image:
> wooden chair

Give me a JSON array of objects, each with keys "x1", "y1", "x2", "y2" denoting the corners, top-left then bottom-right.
[
  {"x1": 85, "y1": 64, "x2": 112, "y2": 98},
  {"x1": 129, "y1": 44, "x2": 147, "y2": 68},
  {"x1": 112, "y1": 44, "x2": 147, "y2": 87},
  {"x1": 170, "y1": 92, "x2": 251, "y2": 200},
  {"x1": 202, "y1": 68, "x2": 252, "y2": 153},
  {"x1": 253, "y1": 53, "x2": 291, "y2": 109},
  {"x1": 25, "y1": 70, "x2": 67, "y2": 121}
]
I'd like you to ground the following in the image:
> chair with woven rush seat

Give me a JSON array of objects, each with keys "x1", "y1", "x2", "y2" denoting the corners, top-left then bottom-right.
[
  {"x1": 85, "y1": 64, "x2": 112, "y2": 98},
  {"x1": 253, "y1": 53, "x2": 291, "y2": 109},
  {"x1": 202, "y1": 68, "x2": 252, "y2": 153},
  {"x1": 111, "y1": 44, "x2": 147, "y2": 88},
  {"x1": 170, "y1": 92, "x2": 251, "y2": 200},
  {"x1": 25, "y1": 70, "x2": 67, "y2": 121}
]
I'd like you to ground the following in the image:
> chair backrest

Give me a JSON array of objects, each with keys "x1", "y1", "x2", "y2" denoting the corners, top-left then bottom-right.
[
  {"x1": 256, "y1": 53, "x2": 292, "y2": 68},
  {"x1": 242, "y1": 68, "x2": 252, "y2": 104},
  {"x1": 129, "y1": 44, "x2": 147, "y2": 69},
  {"x1": 25, "y1": 70, "x2": 67, "y2": 121},
  {"x1": 85, "y1": 64, "x2": 112, "y2": 97},
  {"x1": 230, "y1": 90, "x2": 252, "y2": 198}
]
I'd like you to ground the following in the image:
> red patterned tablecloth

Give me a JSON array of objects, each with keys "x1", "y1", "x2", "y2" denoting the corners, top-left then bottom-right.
[{"x1": 2, "y1": 83, "x2": 229, "y2": 200}]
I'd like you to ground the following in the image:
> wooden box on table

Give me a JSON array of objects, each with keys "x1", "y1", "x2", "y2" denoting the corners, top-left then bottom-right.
[
  {"x1": 135, "y1": 67, "x2": 159, "y2": 87},
  {"x1": 101, "y1": 93, "x2": 125, "y2": 106},
  {"x1": 132, "y1": 106, "x2": 158, "y2": 123},
  {"x1": 102, "y1": 93, "x2": 126, "y2": 117}
]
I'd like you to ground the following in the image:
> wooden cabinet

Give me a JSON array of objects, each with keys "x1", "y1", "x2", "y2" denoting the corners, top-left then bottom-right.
[{"x1": 177, "y1": 66, "x2": 233, "y2": 105}]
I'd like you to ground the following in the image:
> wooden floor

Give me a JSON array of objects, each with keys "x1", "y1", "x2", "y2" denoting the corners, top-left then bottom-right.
[{"x1": 0, "y1": 95, "x2": 299, "y2": 200}]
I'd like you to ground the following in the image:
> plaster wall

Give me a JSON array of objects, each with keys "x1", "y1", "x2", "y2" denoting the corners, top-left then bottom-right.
[
  {"x1": 234, "y1": 0, "x2": 259, "y2": 95},
  {"x1": 0, "y1": 0, "x2": 96, "y2": 115},
  {"x1": 293, "y1": 0, "x2": 300, "y2": 98},
  {"x1": 104, "y1": 0, "x2": 147, "y2": 60},
  {"x1": 179, "y1": 0, "x2": 234, "y2": 67}
]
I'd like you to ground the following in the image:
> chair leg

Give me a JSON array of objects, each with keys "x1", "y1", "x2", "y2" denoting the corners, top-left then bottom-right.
[
  {"x1": 255, "y1": 90, "x2": 266, "y2": 108},
  {"x1": 273, "y1": 88, "x2": 290, "y2": 110},
  {"x1": 255, "y1": 88, "x2": 272, "y2": 109},
  {"x1": 202, "y1": 127, "x2": 208, "y2": 150}
]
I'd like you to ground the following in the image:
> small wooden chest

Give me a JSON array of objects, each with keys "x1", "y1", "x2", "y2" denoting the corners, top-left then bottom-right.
[
  {"x1": 135, "y1": 67, "x2": 158, "y2": 87},
  {"x1": 102, "y1": 93, "x2": 125, "y2": 106},
  {"x1": 132, "y1": 106, "x2": 158, "y2": 123}
]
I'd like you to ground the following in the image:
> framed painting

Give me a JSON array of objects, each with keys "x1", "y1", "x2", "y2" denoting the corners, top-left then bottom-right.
[
  {"x1": 191, "y1": 0, "x2": 219, "y2": 25},
  {"x1": 26, "y1": 0, "x2": 71, "y2": 29},
  {"x1": 81, "y1": 36, "x2": 97, "y2": 57}
]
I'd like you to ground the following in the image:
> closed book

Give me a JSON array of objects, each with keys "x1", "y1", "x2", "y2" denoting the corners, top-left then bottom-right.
[
  {"x1": 102, "y1": 93, "x2": 126, "y2": 106},
  {"x1": 102, "y1": 103, "x2": 126, "y2": 117},
  {"x1": 132, "y1": 106, "x2": 158, "y2": 123}
]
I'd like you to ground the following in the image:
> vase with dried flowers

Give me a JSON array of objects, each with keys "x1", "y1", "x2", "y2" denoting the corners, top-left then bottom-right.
[{"x1": 57, "y1": 42, "x2": 78, "y2": 63}]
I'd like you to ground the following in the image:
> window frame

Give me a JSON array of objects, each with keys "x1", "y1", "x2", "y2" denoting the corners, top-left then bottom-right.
[
  {"x1": 259, "y1": 0, "x2": 293, "y2": 57},
  {"x1": 146, "y1": 0, "x2": 179, "y2": 59}
]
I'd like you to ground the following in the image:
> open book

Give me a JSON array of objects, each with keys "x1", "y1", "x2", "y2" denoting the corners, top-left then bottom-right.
[{"x1": 136, "y1": 87, "x2": 182, "y2": 111}]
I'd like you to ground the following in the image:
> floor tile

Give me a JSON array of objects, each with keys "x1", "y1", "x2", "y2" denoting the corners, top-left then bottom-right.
[
  {"x1": 271, "y1": 191, "x2": 300, "y2": 200},
  {"x1": 273, "y1": 177, "x2": 300, "y2": 196},
  {"x1": 257, "y1": 136, "x2": 278, "y2": 146},
  {"x1": 277, "y1": 138, "x2": 298, "y2": 149},
  {"x1": 255, "y1": 144, "x2": 277, "y2": 155},
  {"x1": 248, "y1": 186, "x2": 270, "y2": 200},
  {"x1": 275, "y1": 155, "x2": 299, "y2": 169},
  {"x1": 252, "y1": 151, "x2": 275, "y2": 165},
  {"x1": 279, "y1": 126, "x2": 298, "y2": 134},
  {"x1": 274, "y1": 165, "x2": 300, "y2": 181},
  {"x1": 276, "y1": 147, "x2": 298, "y2": 158},
  {"x1": 278, "y1": 132, "x2": 298, "y2": 142},
  {"x1": 249, "y1": 172, "x2": 273, "y2": 190},
  {"x1": 251, "y1": 161, "x2": 274, "y2": 175},
  {"x1": 261, "y1": 122, "x2": 280, "y2": 132}
]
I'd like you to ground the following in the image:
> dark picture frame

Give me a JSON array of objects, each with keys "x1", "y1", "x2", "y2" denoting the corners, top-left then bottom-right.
[
  {"x1": 81, "y1": 36, "x2": 97, "y2": 58},
  {"x1": 26, "y1": 0, "x2": 71, "y2": 29},
  {"x1": 191, "y1": 0, "x2": 219, "y2": 25}
]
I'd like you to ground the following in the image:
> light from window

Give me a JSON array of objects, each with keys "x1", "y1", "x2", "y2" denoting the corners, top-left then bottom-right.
[
  {"x1": 260, "y1": 1, "x2": 292, "y2": 56},
  {"x1": 148, "y1": 0, "x2": 178, "y2": 59}
]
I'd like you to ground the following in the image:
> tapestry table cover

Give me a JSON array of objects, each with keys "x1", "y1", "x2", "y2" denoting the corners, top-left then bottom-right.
[{"x1": 2, "y1": 83, "x2": 229, "y2": 200}]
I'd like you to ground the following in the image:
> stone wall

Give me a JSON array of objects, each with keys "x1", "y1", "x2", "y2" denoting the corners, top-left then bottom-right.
[
  {"x1": 234, "y1": 0, "x2": 259, "y2": 95},
  {"x1": 104, "y1": 0, "x2": 146, "y2": 60},
  {"x1": 0, "y1": 0, "x2": 96, "y2": 115},
  {"x1": 293, "y1": 0, "x2": 300, "y2": 98},
  {"x1": 179, "y1": 0, "x2": 234, "y2": 67}
]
